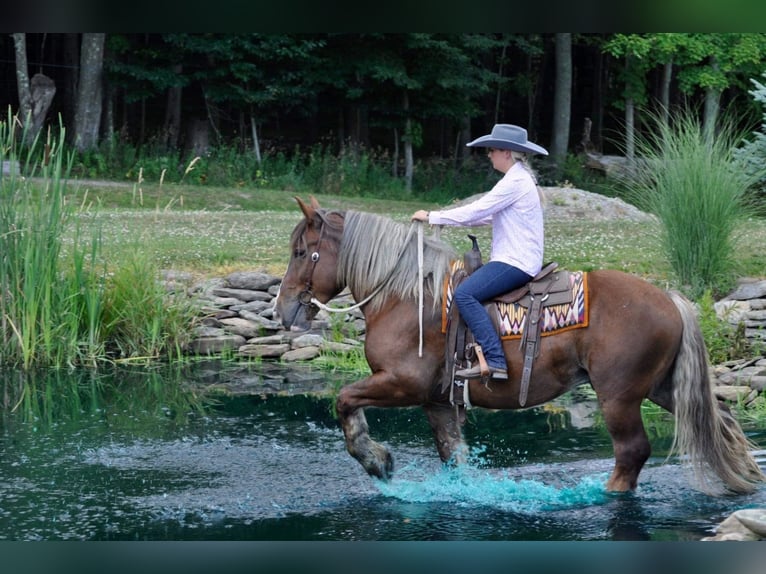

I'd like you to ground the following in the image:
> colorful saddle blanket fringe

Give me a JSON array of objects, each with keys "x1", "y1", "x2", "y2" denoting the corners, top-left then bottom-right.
[{"x1": 442, "y1": 262, "x2": 589, "y2": 339}]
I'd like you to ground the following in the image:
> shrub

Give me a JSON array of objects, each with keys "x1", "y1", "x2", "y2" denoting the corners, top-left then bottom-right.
[{"x1": 623, "y1": 109, "x2": 757, "y2": 299}]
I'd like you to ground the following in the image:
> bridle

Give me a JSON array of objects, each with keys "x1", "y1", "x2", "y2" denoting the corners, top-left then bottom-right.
[{"x1": 297, "y1": 212, "x2": 329, "y2": 309}]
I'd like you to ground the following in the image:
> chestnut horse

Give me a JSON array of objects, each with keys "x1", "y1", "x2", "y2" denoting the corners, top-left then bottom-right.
[{"x1": 275, "y1": 197, "x2": 764, "y2": 495}]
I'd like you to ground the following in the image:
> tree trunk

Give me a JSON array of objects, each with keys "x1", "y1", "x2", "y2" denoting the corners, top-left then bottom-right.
[
  {"x1": 29, "y1": 74, "x2": 56, "y2": 138},
  {"x1": 494, "y1": 42, "x2": 507, "y2": 125},
  {"x1": 61, "y1": 34, "x2": 80, "y2": 130},
  {"x1": 625, "y1": 96, "x2": 635, "y2": 165},
  {"x1": 660, "y1": 59, "x2": 673, "y2": 125},
  {"x1": 12, "y1": 33, "x2": 33, "y2": 126},
  {"x1": 250, "y1": 113, "x2": 261, "y2": 164},
  {"x1": 163, "y1": 64, "x2": 183, "y2": 150},
  {"x1": 403, "y1": 91, "x2": 413, "y2": 193},
  {"x1": 13, "y1": 33, "x2": 57, "y2": 145},
  {"x1": 73, "y1": 33, "x2": 105, "y2": 152},
  {"x1": 702, "y1": 57, "x2": 721, "y2": 143},
  {"x1": 550, "y1": 32, "x2": 572, "y2": 179}
]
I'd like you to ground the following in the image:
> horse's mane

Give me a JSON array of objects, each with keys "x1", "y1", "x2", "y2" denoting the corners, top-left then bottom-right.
[{"x1": 338, "y1": 211, "x2": 456, "y2": 313}]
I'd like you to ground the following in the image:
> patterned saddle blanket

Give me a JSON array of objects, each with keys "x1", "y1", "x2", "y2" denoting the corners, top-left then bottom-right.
[{"x1": 442, "y1": 261, "x2": 589, "y2": 339}]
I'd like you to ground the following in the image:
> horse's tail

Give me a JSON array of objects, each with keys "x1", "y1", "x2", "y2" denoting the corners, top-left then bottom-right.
[{"x1": 668, "y1": 290, "x2": 765, "y2": 495}]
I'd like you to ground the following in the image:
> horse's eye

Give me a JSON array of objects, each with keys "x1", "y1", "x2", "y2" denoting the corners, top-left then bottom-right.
[{"x1": 293, "y1": 248, "x2": 307, "y2": 259}]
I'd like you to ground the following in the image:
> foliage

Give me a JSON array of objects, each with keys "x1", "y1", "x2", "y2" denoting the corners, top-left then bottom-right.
[
  {"x1": 101, "y1": 252, "x2": 197, "y2": 362},
  {"x1": 697, "y1": 290, "x2": 751, "y2": 363},
  {"x1": 0, "y1": 109, "x2": 106, "y2": 368},
  {"x1": 0, "y1": 107, "x2": 197, "y2": 369},
  {"x1": 734, "y1": 73, "x2": 766, "y2": 199},
  {"x1": 623, "y1": 108, "x2": 757, "y2": 298}
]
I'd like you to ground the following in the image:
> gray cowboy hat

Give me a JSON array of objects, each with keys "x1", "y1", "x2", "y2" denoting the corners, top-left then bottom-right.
[{"x1": 466, "y1": 124, "x2": 548, "y2": 156}]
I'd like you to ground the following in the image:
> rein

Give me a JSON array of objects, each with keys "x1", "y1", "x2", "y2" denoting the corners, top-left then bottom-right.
[{"x1": 300, "y1": 214, "x2": 427, "y2": 357}]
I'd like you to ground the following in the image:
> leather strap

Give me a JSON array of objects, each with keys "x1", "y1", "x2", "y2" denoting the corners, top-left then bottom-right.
[{"x1": 473, "y1": 344, "x2": 490, "y2": 377}]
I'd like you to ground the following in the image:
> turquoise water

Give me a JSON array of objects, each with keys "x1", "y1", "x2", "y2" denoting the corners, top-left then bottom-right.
[{"x1": 1, "y1": 363, "x2": 764, "y2": 541}]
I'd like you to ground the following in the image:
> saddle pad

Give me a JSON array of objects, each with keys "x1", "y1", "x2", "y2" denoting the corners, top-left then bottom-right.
[
  {"x1": 441, "y1": 262, "x2": 589, "y2": 338},
  {"x1": 497, "y1": 270, "x2": 588, "y2": 339}
]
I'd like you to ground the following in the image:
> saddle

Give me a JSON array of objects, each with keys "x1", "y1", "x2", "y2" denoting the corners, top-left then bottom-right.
[{"x1": 444, "y1": 242, "x2": 574, "y2": 408}]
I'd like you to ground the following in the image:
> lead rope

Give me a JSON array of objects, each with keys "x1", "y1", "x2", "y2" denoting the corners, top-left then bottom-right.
[{"x1": 417, "y1": 221, "x2": 424, "y2": 357}]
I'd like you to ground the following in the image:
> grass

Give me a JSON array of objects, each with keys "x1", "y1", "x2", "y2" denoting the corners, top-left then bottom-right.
[
  {"x1": 59, "y1": 178, "x2": 766, "y2": 289},
  {"x1": 623, "y1": 109, "x2": 759, "y2": 299}
]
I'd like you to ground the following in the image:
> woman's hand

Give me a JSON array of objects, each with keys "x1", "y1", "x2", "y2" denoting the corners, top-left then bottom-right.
[{"x1": 411, "y1": 209, "x2": 429, "y2": 222}]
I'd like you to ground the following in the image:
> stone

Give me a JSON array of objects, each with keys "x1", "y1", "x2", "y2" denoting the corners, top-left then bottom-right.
[
  {"x1": 703, "y1": 511, "x2": 764, "y2": 541},
  {"x1": 713, "y1": 385, "x2": 757, "y2": 403},
  {"x1": 281, "y1": 346, "x2": 322, "y2": 362},
  {"x1": 727, "y1": 280, "x2": 766, "y2": 301},
  {"x1": 186, "y1": 334, "x2": 246, "y2": 355},
  {"x1": 714, "y1": 300, "x2": 750, "y2": 323},
  {"x1": 225, "y1": 271, "x2": 281, "y2": 291},
  {"x1": 248, "y1": 334, "x2": 291, "y2": 345},
  {"x1": 212, "y1": 287, "x2": 272, "y2": 302},
  {"x1": 238, "y1": 310, "x2": 282, "y2": 331},
  {"x1": 238, "y1": 343, "x2": 290, "y2": 358},
  {"x1": 230, "y1": 300, "x2": 272, "y2": 313},
  {"x1": 321, "y1": 341, "x2": 361, "y2": 354},
  {"x1": 745, "y1": 376, "x2": 766, "y2": 391},
  {"x1": 219, "y1": 317, "x2": 263, "y2": 339},
  {"x1": 292, "y1": 333, "x2": 326, "y2": 348}
]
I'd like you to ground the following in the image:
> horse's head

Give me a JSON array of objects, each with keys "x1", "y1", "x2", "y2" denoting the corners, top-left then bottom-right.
[{"x1": 275, "y1": 196, "x2": 345, "y2": 331}]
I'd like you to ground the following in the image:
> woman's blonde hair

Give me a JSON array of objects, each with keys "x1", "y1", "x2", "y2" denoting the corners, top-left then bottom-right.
[{"x1": 511, "y1": 150, "x2": 546, "y2": 206}]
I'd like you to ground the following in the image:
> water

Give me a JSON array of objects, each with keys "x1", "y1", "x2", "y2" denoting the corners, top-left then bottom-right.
[{"x1": 1, "y1": 363, "x2": 765, "y2": 541}]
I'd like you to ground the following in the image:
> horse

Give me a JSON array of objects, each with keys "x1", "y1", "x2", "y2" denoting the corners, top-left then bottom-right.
[{"x1": 274, "y1": 196, "x2": 765, "y2": 495}]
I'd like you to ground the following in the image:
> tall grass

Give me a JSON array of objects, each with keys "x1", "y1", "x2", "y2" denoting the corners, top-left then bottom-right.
[
  {"x1": 101, "y1": 252, "x2": 197, "y2": 362},
  {"x1": 623, "y1": 110, "x2": 758, "y2": 298},
  {"x1": 0, "y1": 111, "x2": 105, "y2": 368},
  {"x1": 0, "y1": 109, "x2": 197, "y2": 369}
]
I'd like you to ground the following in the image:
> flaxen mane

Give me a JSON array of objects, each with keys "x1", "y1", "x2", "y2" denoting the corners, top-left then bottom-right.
[{"x1": 338, "y1": 211, "x2": 456, "y2": 313}]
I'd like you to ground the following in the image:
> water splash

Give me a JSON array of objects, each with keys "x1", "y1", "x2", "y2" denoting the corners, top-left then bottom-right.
[{"x1": 375, "y1": 450, "x2": 609, "y2": 513}]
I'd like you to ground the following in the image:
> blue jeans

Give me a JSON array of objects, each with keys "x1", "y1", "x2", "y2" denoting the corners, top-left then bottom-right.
[{"x1": 454, "y1": 261, "x2": 532, "y2": 369}]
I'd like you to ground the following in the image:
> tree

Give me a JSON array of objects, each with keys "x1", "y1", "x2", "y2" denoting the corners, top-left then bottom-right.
[
  {"x1": 73, "y1": 33, "x2": 105, "y2": 152},
  {"x1": 12, "y1": 33, "x2": 56, "y2": 145},
  {"x1": 550, "y1": 33, "x2": 572, "y2": 179}
]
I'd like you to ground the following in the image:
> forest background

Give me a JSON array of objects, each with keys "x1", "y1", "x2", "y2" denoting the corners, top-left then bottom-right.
[{"x1": 6, "y1": 32, "x2": 766, "y2": 195}]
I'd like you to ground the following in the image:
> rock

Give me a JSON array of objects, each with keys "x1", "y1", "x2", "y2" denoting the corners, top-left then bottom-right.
[
  {"x1": 291, "y1": 334, "x2": 326, "y2": 348},
  {"x1": 282, "y1": 346, "x2": 322, "y2": 362},
  {"x1": 212, "y1": 287, "x2": 273, "y2": 302},
  {"x1": 238, "y1": 343, "x2": 291, "y2": 358},
  {"x1": 237, "y1": 310, "x2": 282, "y2": 331},
  {"x1": 225, "y1": 271, "x2": 281, "y2": 291},
  {"x1": 703, "y1": 510, "x2": 765, "y2": 541},
  {"x1": 218, "y1": 317, "x2": 264, "y2": 339},
  {"x1": 713, "y1": 385, "x2": 757, "y2": 404},
  {"x1": 230, "y1": 300, "x2": 272, "y2": 313},
  {"x1": 727, "y1": 280, "x2": 766, "y2": 301},
  {"x1": 321, "y1": 341, "x2": 361, "y2": 354},
  {"x1": 186, "y1": 334, "x2": 246, "y2": 355}
]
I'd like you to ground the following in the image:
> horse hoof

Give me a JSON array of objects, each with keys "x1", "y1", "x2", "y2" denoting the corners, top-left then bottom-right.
[{"x1": 366, "y1": 447, "x2": 394, "y2": 481}]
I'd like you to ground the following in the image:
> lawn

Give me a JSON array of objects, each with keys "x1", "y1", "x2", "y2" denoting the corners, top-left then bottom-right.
[{"x1": 64, "y1": 179, "x2": 766, "y2": 287}]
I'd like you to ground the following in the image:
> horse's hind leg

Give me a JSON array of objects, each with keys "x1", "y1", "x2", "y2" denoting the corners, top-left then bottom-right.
[
  {"x1": 423, "y1": 404, "x2": 468, "y2": 466},
  {"x1": 601, "y1": 399, "x2": 651, "y2": 491}
]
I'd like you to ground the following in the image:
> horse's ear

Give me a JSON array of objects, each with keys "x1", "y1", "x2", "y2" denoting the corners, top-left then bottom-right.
[
  {"x1": 295, "y1": 196, "x2": 316, "y2": 222},
  {"x1": 309, "y1": 195, "x2": 320, "y2": 210}
]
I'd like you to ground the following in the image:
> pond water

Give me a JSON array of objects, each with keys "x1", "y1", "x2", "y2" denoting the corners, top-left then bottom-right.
[{"x1": 1, "y1": 362, "x2": 765, "y2": 542}]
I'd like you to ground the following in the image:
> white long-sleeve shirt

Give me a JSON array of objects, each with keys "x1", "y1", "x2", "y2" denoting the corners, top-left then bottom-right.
[{"x1": 428, "y1": 162, "x2": 544, "y2": 276}]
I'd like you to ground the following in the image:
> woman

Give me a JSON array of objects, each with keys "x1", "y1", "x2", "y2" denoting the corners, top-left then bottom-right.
[{"x1": 411, "y1": 123, "x2": 547, "y2": 379}]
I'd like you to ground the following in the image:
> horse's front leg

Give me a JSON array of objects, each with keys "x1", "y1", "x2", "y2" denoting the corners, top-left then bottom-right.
[
  {"x1": 335, "y1": 372, "x2": 408, "y2": 480},
  {"x1": 423, "y1": 403, "x2": 468, "y2": 466}
]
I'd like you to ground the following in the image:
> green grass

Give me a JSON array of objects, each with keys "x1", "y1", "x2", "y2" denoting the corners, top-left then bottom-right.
[
  {"x1": 58, "y1": 180, "x2": 766, "y2": 289},
  {"x1": 623, "y1": 109, "x2": 758, "y2": 298}
]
